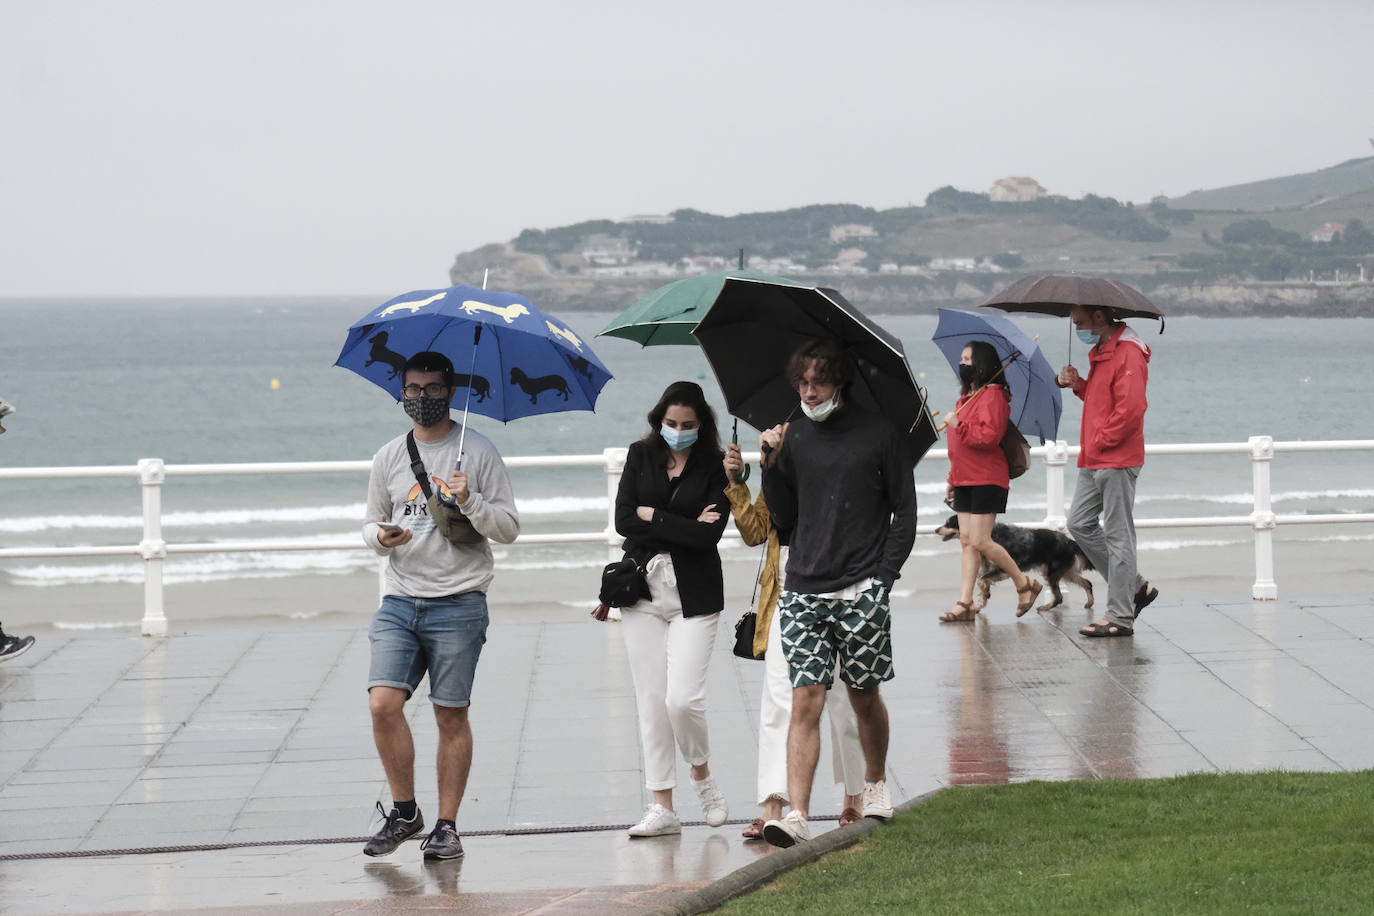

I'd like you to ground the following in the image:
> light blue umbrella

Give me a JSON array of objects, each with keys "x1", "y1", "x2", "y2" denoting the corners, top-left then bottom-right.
[{"x1": 931, "y1": 308, "x2": 1062, "y2": 444}]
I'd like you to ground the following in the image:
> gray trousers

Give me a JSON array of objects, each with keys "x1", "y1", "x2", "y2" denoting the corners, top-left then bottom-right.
[{"x1": 1068, "y1": 467, "x2": 1145, "y2": 628}]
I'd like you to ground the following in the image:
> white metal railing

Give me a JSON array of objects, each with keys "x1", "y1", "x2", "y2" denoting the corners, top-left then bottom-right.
[{"x1": 2, "y1": 437, "x2": 1371, "y2": 635}]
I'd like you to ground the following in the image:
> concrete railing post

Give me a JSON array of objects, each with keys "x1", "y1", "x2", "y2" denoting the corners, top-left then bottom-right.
[
  {"x1": 1043, "y1": 440, "x2": 1070, "y2": 529},
  {"x1": 1249, "y1": 435, "x2": 1278, "y2": 600},
  {"x1": 604, "y1": 447, "x2": 627, "y2": 563},
  {"x1": 138, "y1": 458, "x2": 168, "y2": 636}
]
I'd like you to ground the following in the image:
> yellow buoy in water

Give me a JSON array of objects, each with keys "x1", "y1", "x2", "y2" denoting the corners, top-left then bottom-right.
[{"x1": 270, "y1": 378, "x2": 281, "y2": 390}]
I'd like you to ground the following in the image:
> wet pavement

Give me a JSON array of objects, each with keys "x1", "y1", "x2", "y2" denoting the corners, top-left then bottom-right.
[{"x1": 2, "y1": 590, "x2": 1374, "y2": 914}]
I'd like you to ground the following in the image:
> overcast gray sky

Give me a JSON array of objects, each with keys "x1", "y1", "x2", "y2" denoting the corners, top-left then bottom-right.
[{"x1": 3, "y1": 0, "x2": 1371, "y2": 296}]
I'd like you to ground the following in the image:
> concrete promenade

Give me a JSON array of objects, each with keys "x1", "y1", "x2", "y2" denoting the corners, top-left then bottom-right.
[{"x1": 2, "y1": 590, "x2": 1373, "y2": 914}]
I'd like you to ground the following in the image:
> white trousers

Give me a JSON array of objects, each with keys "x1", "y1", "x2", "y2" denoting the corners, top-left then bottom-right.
[
  {"x1": 757, "y1": 600, "x2": 866, "y2": 805},
  {"x1": 620, "y1": 556, "x2": 719, "y2": 791}
]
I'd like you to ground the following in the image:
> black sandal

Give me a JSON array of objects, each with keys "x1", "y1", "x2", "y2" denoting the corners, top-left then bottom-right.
[
  {"x1": 1133, "y1": 584, "x2": 1158, "y2": 619},
  {"x1": 1080, "y1": 621, "x2": 1133, "y2": 638}
]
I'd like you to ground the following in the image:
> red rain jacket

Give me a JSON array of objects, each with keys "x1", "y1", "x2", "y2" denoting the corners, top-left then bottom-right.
[
  {"x1": 1069, "y1": 324, "x2": 1150, "y2": 469},
  {"x1": 946, "y1": 384, "x2": 1011, "y2": 488}
]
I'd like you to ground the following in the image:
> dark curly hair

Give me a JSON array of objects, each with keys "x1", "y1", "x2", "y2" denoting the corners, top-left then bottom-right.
[{"x1": 785, "y1": 339, "x2": 853, "y2": 393}]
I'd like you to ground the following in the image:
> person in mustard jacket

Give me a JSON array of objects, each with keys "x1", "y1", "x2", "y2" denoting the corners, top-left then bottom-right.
[
  {"x1": 941, "y1": 341, "x2": 1041, "y2": 622},
  {"x1": 724, "y1": 438, "x2": 865, "y2": 840}
]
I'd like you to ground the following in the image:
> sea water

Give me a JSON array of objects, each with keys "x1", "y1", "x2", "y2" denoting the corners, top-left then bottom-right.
[{"x1": 1, "y1": 297, "x2": 1371, "y2": 624}]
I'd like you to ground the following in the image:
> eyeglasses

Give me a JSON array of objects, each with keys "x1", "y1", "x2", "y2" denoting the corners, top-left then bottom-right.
[{"x1": 401, "y1": 383, "x2": 450, "y2": 399}]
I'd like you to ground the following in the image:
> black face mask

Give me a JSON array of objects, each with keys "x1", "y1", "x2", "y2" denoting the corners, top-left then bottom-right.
[
  {"x1": 402, "y1": 396, "x2": 450, "y2": 427},
  {"x1": 958, "y1": 364, "x2": 977, "y2": 386}
]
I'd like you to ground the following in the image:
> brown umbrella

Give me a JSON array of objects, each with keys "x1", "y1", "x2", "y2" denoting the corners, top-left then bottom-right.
[{"x1": 981, "y1": 275, "x2": 1164, "y2": 329}]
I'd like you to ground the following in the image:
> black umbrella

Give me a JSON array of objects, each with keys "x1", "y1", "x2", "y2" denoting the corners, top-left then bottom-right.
[
  {"x1": 692, "y1": 278, "x2": 938, "y2": 465},
  {"x1": 981, "y1": 274, "x2": 1165, "y2": 330}
]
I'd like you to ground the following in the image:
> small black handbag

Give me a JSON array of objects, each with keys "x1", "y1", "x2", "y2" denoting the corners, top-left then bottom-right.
[
  {"x1": 731, "y1": 549, "x2": 767, "y2": 660},
  {"x1": 732, "y1": 611, "x2": 760, "y2": 659},
  {"x1": 598, "y1": 556, "x2": 650, "y2": 607}
]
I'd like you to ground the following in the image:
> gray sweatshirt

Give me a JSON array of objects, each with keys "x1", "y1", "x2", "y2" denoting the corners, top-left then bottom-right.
[{"x1": 362, "y1": 423, "x2": 519, "y2": 598}]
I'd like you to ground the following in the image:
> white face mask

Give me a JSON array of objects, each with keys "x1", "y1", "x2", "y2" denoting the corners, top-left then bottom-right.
[{"x1": 800, "y1": 395, "x2": 838, "y2": 422}]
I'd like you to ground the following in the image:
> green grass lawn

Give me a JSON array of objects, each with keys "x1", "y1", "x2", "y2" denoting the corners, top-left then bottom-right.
[{"x1": 716, "y1": 771, "x2": 1374, "y2": 915}]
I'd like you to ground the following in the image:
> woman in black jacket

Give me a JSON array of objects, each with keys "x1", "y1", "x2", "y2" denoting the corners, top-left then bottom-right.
[{"x1": 614, "y1": 380, "x2": 730, "y2": 838}]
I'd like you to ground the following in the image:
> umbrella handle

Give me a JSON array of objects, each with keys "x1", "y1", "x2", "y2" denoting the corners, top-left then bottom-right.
[{"x1": 730, "y1": 419, "x2": 750, "y2": 483}]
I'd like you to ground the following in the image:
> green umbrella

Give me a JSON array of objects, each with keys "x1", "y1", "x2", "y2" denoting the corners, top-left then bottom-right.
[{"x1": 598, "y1": 268, "x2": 804, "y2": 346}]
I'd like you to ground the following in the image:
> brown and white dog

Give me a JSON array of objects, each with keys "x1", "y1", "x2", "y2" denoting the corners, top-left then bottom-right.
[{"x1": 936, "y1": 514, "x2": 1095, "y2": 612}]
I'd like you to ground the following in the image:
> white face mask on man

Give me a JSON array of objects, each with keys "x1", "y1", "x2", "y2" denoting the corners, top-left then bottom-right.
[{"x1": 800, "y1": 395, "x2": 839, "y2": 422}]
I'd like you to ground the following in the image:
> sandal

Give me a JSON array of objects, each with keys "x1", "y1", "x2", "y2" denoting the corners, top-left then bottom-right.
[
  {"x1": 1134, "y1": 584, "x2": 1158, "y2": 619},
  {"x1": 838, "y1": 807, "x2": 862, "y2": 827},
  {"x1": 1080, "y1": 621, "x2": 1133, "y2": 638},
  {"x1": 1015, "y1": 579, "x2": 1043, "y2": 617},
  {"x1": 939, "y1": 600, "x2": 978, "y2": 622},
  {"x1": 741, "y1": 818, "x2": 765, "y2": 840}
]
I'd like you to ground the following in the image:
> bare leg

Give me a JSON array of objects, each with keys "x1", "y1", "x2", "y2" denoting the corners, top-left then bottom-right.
[
  {"x1": 965, "y1": 513, "x2": 1028, "y2": 589},
  {"x1": 785, "y1": 685, "x2": 827, "y2": 818},
  {"x1": 845, "y1": 684, "x2": 889, "y2": 783},
  {"x1": 433, "y1": 705, "x2": 473, "y2": 822},
  {"x1": 369, "y1": 686, "x2": 415, "y2": 804}
]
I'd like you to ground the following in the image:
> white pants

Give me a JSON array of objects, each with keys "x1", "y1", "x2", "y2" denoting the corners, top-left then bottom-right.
[
  {"x1": 758, "y1": 600, "x2": 866, "y2": 805},
  {"x1": 620, "y1": 555, "x2": 719, "y2": 791}
]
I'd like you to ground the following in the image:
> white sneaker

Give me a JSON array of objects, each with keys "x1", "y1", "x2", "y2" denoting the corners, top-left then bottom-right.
[
  {"x1": 862, "y1": 780, "x2": 893, "y2": 820},
  {"x1": 691, "y1": 776, "x2": 728, "y2": 828},
  {"x1": 627, "y1": 803, "x2": 681, "y2": 837},
  {"x1": 762, "y1": 810, "x2": 811, "y2": 848}
]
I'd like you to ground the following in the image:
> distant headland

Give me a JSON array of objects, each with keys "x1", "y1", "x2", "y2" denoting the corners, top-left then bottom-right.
[{"x1": 450, "y1": 153, "x2": 1374, "y2": 317}]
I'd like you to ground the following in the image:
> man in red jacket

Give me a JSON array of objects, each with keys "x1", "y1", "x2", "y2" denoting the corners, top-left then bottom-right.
[{"x1": 1057, "y1": 306, "x2": 1158, "y2": 637}]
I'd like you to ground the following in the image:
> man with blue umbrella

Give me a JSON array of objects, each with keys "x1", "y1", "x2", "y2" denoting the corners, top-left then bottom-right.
[
  {"x1": 356, "y1": 350, "x2": 520, "y2": 862},
  {"x1": 339, "y1": 283, "x2": 610, "y2": 859}
]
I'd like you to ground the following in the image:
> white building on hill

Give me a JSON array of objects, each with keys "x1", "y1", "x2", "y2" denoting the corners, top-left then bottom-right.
[
  {"x1": 989, "y1": 176, "x2": 1049, "y2": 202},
  {"x1": 829, "y1": 223, "x2": 878, "y2": 243}
]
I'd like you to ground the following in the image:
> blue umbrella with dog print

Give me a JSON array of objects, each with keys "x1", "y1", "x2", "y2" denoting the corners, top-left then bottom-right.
[{"x1": 334, "y1": 285, "x2": 614, "y2": 423}]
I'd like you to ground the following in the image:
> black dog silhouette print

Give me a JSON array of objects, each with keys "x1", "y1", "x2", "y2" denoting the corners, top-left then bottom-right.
[
  {"x1": 510, "y1": 367, "x2": 570, "y2": 404},
  {"x1": 365, "y1": 331, "x2": 409, "y2": 379},
  {"x1": 566, "y1": 354, "x2": 595, "y2": 382},
  {"x1": 453, "y1": 373, "x2": 492, "y2": 402}
]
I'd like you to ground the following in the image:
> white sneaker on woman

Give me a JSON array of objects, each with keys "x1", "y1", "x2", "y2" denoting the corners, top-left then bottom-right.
[
  {"x1": 691, "y1": 776, "x2": 728, "y2": 827},
  {"x1": 627, "y1": 803, "x2": 681, "y2": 837}
]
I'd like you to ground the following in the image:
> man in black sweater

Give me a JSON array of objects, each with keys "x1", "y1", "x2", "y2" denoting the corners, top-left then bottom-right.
[{"x1": 759, "y1": 340, "x2": 917, "y2": 848}]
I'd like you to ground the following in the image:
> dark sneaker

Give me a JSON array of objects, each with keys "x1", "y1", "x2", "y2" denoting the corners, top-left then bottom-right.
[
  {"x1": 363, "y1": 801, "x2": 425, "y2": 857},
  {"x1": 421, "y1": 821, "x2": 464, "y2": 860},
  {"x1": 0, "y1": 628, "x2": 35, "y2": 664}
]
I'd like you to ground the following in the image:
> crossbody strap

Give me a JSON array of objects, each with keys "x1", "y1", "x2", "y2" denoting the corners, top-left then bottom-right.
[{"x1": 405, "y1": 431, "x2": 433, "y2": 499}]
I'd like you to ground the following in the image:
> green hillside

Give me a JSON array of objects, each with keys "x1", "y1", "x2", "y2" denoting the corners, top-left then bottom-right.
[
  {"x1": 450, "y1": 156, "x2": 1374, "y2": 316},
  {"x1": 1166, "y1": 155, "x2": 1374, "y2": 212}
]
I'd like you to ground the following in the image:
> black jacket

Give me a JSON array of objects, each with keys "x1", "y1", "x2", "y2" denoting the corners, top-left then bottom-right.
[
  {"x1": 614, "y1": 439, "x2": 729, "y2": 617},
  {"x1": 761, "y1": 402, "x2": 917, "y2": 594}
]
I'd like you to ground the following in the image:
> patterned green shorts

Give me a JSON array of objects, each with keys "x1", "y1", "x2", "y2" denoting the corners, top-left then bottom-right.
[{"x1": 777, "y1": 580, "x2": 893, "y2": 689}]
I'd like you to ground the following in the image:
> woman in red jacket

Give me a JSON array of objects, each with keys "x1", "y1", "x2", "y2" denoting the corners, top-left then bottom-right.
[{"x1": 940, "y1": 341, "x2": 1042, "y2": 622}]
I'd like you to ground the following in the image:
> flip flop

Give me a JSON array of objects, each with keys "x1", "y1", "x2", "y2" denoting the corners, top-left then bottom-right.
[
  {"x1": 1080, "y1": 621, "x2": 1133, "y2": 637},
  {"x1": 1134, "y1": 584, "x2": 1159, "y2": 619},
  {"x1": 741, "y1": 818, "x2": 765, "y2": 840}
]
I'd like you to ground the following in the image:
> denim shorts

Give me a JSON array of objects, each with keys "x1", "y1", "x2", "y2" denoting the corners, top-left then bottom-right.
[{"x1": 368, "y1": 593, "x2": 488, "y2": 707}]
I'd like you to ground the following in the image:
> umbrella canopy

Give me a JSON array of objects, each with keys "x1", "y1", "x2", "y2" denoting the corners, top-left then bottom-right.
[
  {"x1": 334, "y1": 285, "x2": 613, "y2": 422},
  {"x1": 692, "y1": 278, "x2": 938, "y2": 465},
  {"x1": 931, "y1": 308, "x2": 1063, "y2": 444},
  {"x1": 981, "y1": 275, "x2": 1165, "y2": 327},
  {"x1": 599, "y1": 269, "x2": 804, "y2": 346}
]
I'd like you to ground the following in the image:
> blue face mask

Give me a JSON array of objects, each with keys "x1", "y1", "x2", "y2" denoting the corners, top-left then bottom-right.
[
  {"x1": 661, "y1": 425, "x2": 698, "y2": 451},
  {"x1": 1076, "y1": 329, "x2": 1100, "y2": 345}
]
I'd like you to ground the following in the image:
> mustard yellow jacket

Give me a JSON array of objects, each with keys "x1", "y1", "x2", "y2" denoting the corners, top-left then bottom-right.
[{"x1": 725, "y1": 481, "x2": 780, "y2": 659}]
